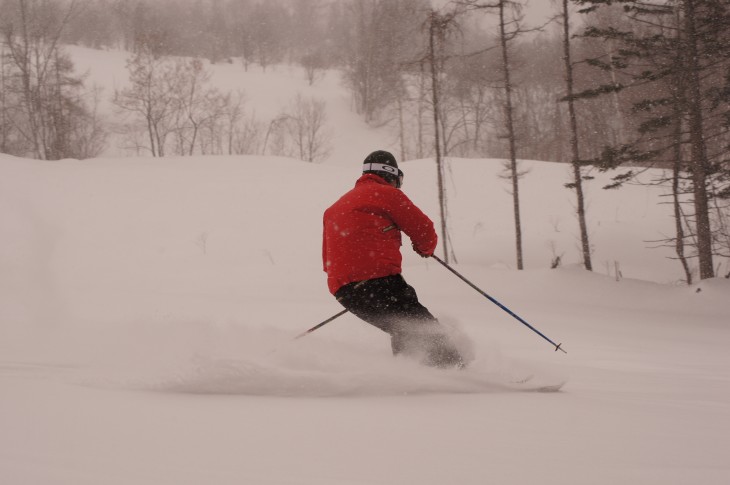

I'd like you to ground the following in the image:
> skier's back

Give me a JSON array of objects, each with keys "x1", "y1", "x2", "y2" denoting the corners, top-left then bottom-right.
[{"x1": 322, "y1": 150, "x2": 464, "y2": 368}]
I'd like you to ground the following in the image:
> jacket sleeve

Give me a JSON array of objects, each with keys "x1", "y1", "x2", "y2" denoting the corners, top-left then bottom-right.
[
  {"x1": 386, "y1": 188, "x2": 438, "y2": 256},
  {"x1": 322, "y1": 216, "x2": 328, "y2": 272}
]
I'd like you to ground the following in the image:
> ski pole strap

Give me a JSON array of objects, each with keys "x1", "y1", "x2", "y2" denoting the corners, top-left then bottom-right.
[{"x1": 430, "y1": 255, "x2": 566, "y2": 354}]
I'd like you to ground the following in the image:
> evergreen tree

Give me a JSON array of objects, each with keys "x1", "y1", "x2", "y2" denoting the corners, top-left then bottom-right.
[{"x1": 573, "y1": 0, "x2": 730, "y2": 280}]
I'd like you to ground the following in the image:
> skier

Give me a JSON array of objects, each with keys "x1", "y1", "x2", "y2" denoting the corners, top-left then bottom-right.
[{"x1": 322, "y1": 150, "x2": 465, "y2": 368}]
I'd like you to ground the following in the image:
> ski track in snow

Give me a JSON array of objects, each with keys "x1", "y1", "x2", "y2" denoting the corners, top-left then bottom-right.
[
  {"x1": 2, "y1": 325, "x2": 565, "y2": 397},
  {"x1": 84, "y1": 358, "x2": 565, "y2": 397},
  {"x1": 135, "y1": 357, "x2": 566, "y2": 397}
]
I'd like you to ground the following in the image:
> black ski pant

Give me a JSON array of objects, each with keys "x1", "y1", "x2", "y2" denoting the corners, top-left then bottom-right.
[{"x1": 334, "y1": 274, "x2": 463, "y2": 368}]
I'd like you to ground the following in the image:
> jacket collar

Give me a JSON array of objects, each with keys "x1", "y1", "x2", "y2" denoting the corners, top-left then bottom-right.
[{"x1": 356, "y1": 173, "x2": 392, "y2": 187}]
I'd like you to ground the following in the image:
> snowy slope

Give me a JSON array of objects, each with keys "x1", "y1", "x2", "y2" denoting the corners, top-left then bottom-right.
[
  {"x1": 1, "y1": 46, "x2": 730, "y2": 485},
  {"x1": 69, "y1": 45, "x2": 397, "y2": 164}
]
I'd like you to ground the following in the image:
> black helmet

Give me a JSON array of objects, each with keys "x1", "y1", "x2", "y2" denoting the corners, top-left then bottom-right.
[{"x1": 362, "y1": 150, "x2": 404, "y2": 188}]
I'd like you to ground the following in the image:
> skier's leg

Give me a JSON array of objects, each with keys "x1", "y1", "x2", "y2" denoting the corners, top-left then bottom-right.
[
  {"x1": 335, "y1": 276, "x2": 429, "y2": 356},
  {"x1": 334, "y1": 277, "x2": 401, "y2": 334},
  {"x1": 387, "y1": 275, "x2": 465, "y2": 368},
  {"x1": 361, "y1": 275, "x2": 464, "y2": 368},
  {"x1": 335, "y1": 275, "x2": 464, "y2": 368}
]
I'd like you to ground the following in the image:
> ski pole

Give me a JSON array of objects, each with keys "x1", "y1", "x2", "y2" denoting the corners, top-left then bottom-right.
[
  {"x1": 294, "y1": 309, "x2": 348, "y2": 340},
  {"x1": 431, "y1": 255, "x2": 566, "y2": 353}
]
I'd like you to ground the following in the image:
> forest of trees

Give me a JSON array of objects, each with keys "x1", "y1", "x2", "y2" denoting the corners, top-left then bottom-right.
[{"x1": 1, "y1": 0, "x2": 728, "y2": 282}]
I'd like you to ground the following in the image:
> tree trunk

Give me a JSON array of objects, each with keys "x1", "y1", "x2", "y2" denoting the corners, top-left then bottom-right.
[
  {"x1": 17, "y1": 1, "x2": 42, "y2": 158},
  {"x1": 672, "y1": 114, "x2": 693, "y2": 285},
  {"x1": 670, "y1": 7, "x2": 693, "y2": 285},
  {"x1": 606, "y1": 39, "x2": 627, "y2": 145},
  {"x1": 146, "y1": 107, "x2": 157, "y2": 157},
  {"x1": 682, "y1": 0, "x2": 714, "y2": 279},
  {"x1": 499, "y1": 1, "x2": 523, "y2": 270},
  {"x1": 417, "y1": 61, "x2": 426, "y2": 159},
  {"x1": 562, "y1": 0, "x2": 593, "y2": 271},
  {"x1": 429, "y1": 11, "x2": 450, "y2": 264},
  {"x1": 396, "y1": 95, "x2": 406, "y2": 162},
  {"x1": 0, "y1": 46, "x2": 8, "y2": 153}
]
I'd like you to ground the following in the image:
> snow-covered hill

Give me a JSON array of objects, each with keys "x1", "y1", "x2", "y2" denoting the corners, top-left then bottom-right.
[
  {"x1": 69, "y1": 45, "x2": 397, "y2": 164},
  {"x1": 1, "y1": 47, "x2": 729, "y2": 485}
]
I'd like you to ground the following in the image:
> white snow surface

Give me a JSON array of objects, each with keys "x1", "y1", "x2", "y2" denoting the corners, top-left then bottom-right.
[{"x1": 1, "y1": 46, "x2": 729, "y2": 485}]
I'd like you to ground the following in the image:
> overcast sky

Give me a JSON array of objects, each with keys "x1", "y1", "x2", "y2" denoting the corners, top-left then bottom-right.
[{"x1": 523, "y1": 0, "x2": 557, "y2": 23}]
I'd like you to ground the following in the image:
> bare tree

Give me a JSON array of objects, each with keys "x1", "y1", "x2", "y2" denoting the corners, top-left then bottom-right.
[
  {"x1": 224, "y1": 93, "x2": 263, "y2": 156},
  {"x1": 173, "y1": 58, "x2": 210, "y2": 155},
  {"x1": 113, "y1": 46, "x2": 180, "y2": 157},
  {"x1": 274, "y1": 94, "x2": 331, "y2": 163},
  {"x1": 0, "y1": 43, "x2": 13, "y2": 153},
  {"x1": 455, "y1": 0, "x2": 530, "y2": 269},
  {"x1": 249, "y1": 2, "x2": 287, "y2": 71},
  {"x1": 425, "y1": 9, "x2": 459, "y2": 263},
  {"x1": 342, "y1": 0, "x2": 424, "y2": 124},
  {"x1": 497, "y1": 0, "x2": 526, "y2": 270},
  {"x1": 67, "y1": 84, "x2": 108, "y2": 159},
  {"x1": 1, "y1": 0, "x2": 104, "y2": 160},
  {"x1": 560, "y1": 0, "x2": 593, "y2": 271},
  {"x1": 115, "y1": 52, "x2": 259, "y2": 158},
  {"x1": 300, "y1": 50, "x2": 327, "y2": 86},
  {"x1": 169, "y1": 58, "x2": 231, "y2": 156}
]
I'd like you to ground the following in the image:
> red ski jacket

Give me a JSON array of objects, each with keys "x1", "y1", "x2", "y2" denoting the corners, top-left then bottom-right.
[{"x1": 322, "y1": 173, "x2": 438, "y2": 294}]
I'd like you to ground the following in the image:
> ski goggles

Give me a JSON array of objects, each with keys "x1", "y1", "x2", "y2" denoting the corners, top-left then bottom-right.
[{"x1": 363, "y1": 162, "x2": 404, "y2": 188}]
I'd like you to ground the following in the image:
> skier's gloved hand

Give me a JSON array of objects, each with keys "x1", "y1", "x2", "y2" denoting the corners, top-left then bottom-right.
[{"x1": 412, "y1": 243, "x2": 432, "y2": 258}]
